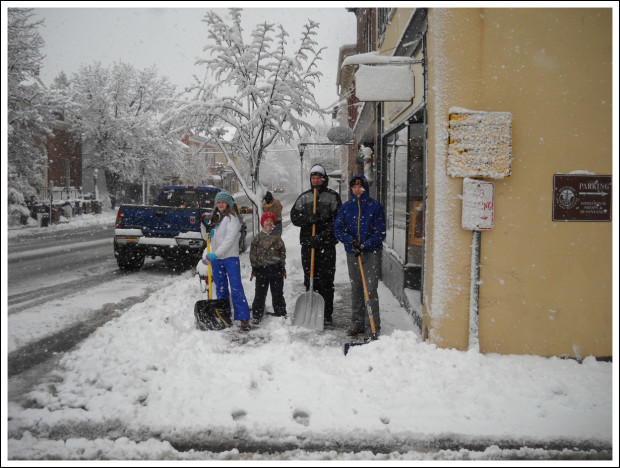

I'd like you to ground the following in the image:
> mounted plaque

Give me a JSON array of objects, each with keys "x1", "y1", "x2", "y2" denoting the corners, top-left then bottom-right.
[{"x1": 553, "y1": 174, "x2": 612, "y2": 222}]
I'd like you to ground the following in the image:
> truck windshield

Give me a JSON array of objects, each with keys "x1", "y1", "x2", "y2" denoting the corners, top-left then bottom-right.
[{"x1": 157, "y1": 189, "x2": 217, "y2": 208}]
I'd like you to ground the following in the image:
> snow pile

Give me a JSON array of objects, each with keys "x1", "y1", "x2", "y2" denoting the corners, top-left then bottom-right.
[{"x1": 7, "y1": 212, "x2": 117, "y2": 240}]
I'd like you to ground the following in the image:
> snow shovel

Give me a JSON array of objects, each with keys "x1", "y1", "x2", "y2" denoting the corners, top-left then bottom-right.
[
  {"x1": 344, "y1": 255, "x2": 378, "y2": 355},
  {"x1": 293, "y1": 188, "x2": 325, "y2": 331},
  {"x1": 194, "y1": 234, "x2": 231, "y2": 331}
]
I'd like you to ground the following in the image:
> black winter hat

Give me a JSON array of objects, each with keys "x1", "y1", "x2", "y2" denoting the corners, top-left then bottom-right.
[{"x1": 264, "y1": 191, "x2": 273, "y2": 203}]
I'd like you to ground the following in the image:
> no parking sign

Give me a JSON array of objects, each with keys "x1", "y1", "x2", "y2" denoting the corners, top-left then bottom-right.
[{"x1": 462, "y1": 178, "x2": 495, "y2": 231}]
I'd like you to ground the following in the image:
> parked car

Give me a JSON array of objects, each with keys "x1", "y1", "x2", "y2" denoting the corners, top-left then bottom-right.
[{"x1": 114, "y1": 185, "x2": 248, "y2": 271}]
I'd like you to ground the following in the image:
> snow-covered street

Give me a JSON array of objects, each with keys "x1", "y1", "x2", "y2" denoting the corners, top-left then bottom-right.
[{"x1": 4, "y1": 211, "x2": 615, "y2": 461}]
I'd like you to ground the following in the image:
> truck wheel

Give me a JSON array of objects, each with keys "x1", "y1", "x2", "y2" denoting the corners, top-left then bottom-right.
[{"x1": 116, "y1": 247, "x2": 145, "y2": 271}]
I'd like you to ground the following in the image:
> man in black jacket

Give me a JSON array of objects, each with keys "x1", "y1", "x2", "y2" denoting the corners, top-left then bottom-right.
[{"x1": 290, "y1": 164, "x2": 342, "y2": 325}]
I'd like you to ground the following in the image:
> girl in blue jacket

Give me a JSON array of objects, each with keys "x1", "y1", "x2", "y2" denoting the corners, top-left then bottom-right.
[{"x1": 334, "y1": 175, "x2": 386, "y2": 337}]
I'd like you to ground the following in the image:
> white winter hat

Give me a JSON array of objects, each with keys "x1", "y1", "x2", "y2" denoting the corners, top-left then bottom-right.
[{"x1": 309, "y1": 165, "x2": 326, "y2": 176}]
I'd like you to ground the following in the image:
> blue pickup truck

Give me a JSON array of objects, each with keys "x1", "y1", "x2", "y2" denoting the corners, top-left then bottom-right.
[{"x1": 113, "y1": 185, "x2": 248, "y2": 270}]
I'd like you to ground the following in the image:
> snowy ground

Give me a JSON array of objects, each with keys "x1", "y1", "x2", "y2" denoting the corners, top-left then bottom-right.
[{"x1": 3, "y1": 210, "x2": 617, "y2": 462}]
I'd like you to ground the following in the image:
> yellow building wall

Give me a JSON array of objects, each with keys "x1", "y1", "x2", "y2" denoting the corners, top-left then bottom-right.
[{"x1": 424, "y1": 8, "x2": 612, "y2": 357}]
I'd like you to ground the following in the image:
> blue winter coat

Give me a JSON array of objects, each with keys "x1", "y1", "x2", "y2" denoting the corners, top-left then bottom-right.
[{"x1": 334, "y1": 175, "x2": 386, "y2": 254}]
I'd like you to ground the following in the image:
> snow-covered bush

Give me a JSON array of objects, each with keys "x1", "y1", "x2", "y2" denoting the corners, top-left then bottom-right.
[{"x1": 8, "y1": 187, "x2": 33, "y2": 226}]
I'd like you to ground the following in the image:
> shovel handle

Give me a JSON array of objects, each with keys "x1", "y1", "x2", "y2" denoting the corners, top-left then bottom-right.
[
  {"x1": 207, "y1": 235, "x2": 213, "y2": 300},
  {"x1": 310, "y1": 188, "x2": 317, "y2": 282},
  {"x1": 358, "y1": 256, "x2": 378, "y2": 339}
]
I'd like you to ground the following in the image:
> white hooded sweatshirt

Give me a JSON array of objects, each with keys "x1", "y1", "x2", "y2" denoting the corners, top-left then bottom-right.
[{"x1": 201, "y1": 214, "x2": 241, "y2": 260}]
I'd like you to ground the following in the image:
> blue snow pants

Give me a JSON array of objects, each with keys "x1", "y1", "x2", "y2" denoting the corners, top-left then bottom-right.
[{"x1": 211, "y1": 257, "x2": 250, "y2": 321}]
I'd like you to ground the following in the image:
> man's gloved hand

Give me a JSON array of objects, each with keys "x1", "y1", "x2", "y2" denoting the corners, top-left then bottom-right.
[
  {"x1": 250, "y1": 269, "x2": 256, "y2": 281},
  {"x1": 308, "y1": 236, "x2": 322, "y2": 249},
  {"x1": 282, "y1": 268, "x2": 287, "y2": 279},
  {"x1": 308, "y1": 213, "x2": 319, "y2": 225},
  {"x1": 351, "y1": 239, "x2": 363, "y2": 256}
]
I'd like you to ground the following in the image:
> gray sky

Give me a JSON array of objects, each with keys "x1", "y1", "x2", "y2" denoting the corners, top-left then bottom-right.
[{"x1": 31, "y1": 4, "x2": 358, "y2": 116}]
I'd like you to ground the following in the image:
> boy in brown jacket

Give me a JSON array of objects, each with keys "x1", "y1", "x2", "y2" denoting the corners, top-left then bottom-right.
[{"x1": 250, "y1": 212, "x2": 287, "y2": 324}]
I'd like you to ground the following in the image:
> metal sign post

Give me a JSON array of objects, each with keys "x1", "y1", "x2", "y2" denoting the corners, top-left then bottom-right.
[
  {"x1": 461, "y1": 177, "x2": 495, "y2": 351},
  {"x1": 448, "y1": 110, "x2": 510, "y2": 352}
]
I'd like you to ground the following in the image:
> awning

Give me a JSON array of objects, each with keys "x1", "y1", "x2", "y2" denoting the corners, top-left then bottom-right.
[
  {"x1": 353, "y1": 101, "x2": 375, "y2": 143},
  {"x1": 342, "y1": 51, "x2": 422, "y2": 67}
]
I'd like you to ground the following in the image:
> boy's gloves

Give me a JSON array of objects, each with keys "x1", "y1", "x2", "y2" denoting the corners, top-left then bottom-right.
[
  {"x1": 250, "y1": 270, "x2": 256, "y2": 281},
  {"x1": 351, "y1": 239, "x2": 363, "y2": 256}
]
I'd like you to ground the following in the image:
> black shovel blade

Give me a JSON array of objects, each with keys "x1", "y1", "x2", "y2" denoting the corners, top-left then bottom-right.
[
  {"x1": 194, "y1": 299, "x2": 231, "y2": 331},
  {"x1": 343, "y1": 335, "x2": 378, "y2": 355}
]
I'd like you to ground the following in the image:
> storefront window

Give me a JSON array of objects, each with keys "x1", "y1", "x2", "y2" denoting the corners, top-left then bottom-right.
[
  {"x1": 385, "y1": 126, "x2": 409, "y2": 261},
  {"x1": 408, "y1": 122, "x2": 425, "y2": 267},
  {"x1": 384, "y1": 120, "x2": 425, "y2": 281}
]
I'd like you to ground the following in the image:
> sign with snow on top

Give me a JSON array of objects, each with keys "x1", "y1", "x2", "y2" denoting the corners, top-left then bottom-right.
[
  {"x1": 355, "y1": 65, "x2": 414, "y2": 102},
  {"x1": 448, "y1": 110, "x2": 512, "y2": 179},
  {"x1": 462, "y1": 178, "x2": 495, "y2": 231}
]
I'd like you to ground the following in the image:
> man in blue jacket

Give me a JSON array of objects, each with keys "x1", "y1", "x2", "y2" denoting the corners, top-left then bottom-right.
[{"x1": 334, "y1": 174, "x2": 386, "y2": 336}]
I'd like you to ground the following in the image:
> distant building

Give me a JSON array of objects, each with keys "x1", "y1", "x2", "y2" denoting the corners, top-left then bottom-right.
[{"x1": 178, "y1": 131, "x2": 241, "y2": 194}]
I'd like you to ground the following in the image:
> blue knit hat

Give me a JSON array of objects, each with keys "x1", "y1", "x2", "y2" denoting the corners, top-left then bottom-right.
[{"x1": 214, "y1": 191, "x2": 234, "y2": 207}]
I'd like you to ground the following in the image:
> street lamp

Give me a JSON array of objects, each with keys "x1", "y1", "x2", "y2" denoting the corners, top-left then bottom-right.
[
  {"x1": 215, "y1": 162, "x2": 224, "y2": 189},
  {"x1": 93, "y1": 168, "x2": 99, "y2": 201},
  {"x1": 297, "y1": 143, "x2": 306, "y2": 193},
  {"x1": 141, "y1": 163, "x2": 146, "y2": 204}
]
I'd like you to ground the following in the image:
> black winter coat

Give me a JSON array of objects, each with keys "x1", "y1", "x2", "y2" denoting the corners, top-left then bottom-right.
[{"x1": 290, "y1": 181, "x2": 342, "y2": 249}]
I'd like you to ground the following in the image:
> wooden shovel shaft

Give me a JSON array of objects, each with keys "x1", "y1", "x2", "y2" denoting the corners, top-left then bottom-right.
[
  {"x1": 358, "y1": 256, "x2": 377, "y2": 337},
  {"x1": 309, "y1": 188, "x2": 317, "y2": 287},
  {"x1": 207, "y1": 235, "x2": 213, "y2": 300}
]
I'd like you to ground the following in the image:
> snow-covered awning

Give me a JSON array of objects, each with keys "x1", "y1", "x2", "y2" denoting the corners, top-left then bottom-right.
[
  {"x1": 353, "y1": 102, "x2": 375, "y2": 142},
  {"x1": 341, "y1": 51, "x2": 423, "y2": 67}
]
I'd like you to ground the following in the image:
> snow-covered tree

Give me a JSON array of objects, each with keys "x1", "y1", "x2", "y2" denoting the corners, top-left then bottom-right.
[
  {"x1": 70, "y1": 61, "x2": 179, "y2": 206},
  {"x1": 165, "y1": 8, "x2": 326, "y2": 224},
  {"x1": 7, "y1": 8, "x2": 55, "y2": 221},
  {"x1": 51, "y1": 71, "x2": 70, "y2": 90}
]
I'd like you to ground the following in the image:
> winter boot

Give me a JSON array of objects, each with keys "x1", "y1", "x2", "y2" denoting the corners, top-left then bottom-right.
[
  {"x1": 240, "y1": 320, "x2": 251, "y2": 332},
  {"x1": 346, "y1": 327, "x2": 364, "y2": 337}
]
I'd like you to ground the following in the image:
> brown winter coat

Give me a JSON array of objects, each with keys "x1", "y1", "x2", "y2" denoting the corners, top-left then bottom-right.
[{"x1": 250, "y1": 231, "x2": 286, "y2": 268}]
